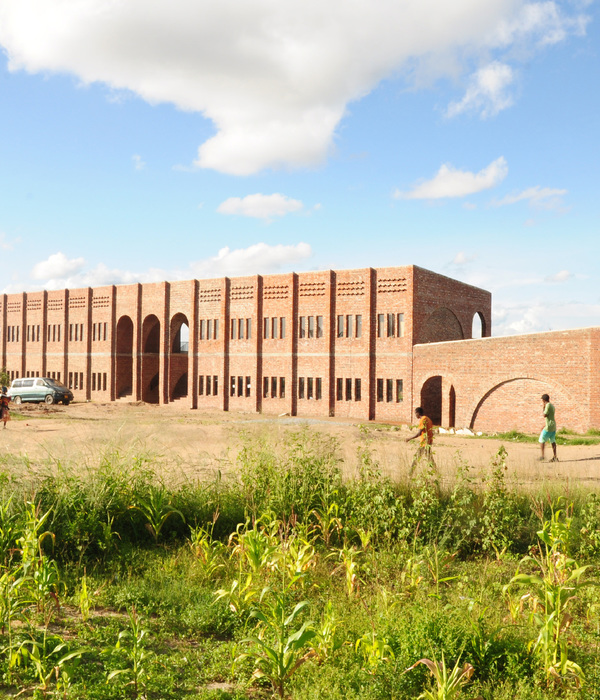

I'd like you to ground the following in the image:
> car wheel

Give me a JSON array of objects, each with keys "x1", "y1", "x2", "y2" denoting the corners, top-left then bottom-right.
[
  {"x1": 13, "y1": 396, "x2": 22, "y2": 405},
  {"x1": 63, "y1": 399, "x2": 70, "y2": 406},
  {"x1": 44, "y1": 394, "x2": 54, "y2": 405}
]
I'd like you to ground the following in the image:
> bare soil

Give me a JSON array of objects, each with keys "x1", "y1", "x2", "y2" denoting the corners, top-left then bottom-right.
[{"x1": 1, "y1": 401, "x2": 599, "y2": 490}]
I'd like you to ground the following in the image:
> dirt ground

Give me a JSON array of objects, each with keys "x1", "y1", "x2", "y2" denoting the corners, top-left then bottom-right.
[{"x1": 1, "y1": 401, "x2": 599, "y2": 490}]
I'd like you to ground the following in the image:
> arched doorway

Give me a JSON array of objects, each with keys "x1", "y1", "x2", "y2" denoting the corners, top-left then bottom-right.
[
  {"x1": 116, "y1": 316, "x2": 134, "y2": 398},
  {"x1": 420, "y1": 376, "x2": 442, "y2": 426},
  {"x1": 142, "y1": 315, "x2": 160, "y2": 404},
  {"x1": 448, "y1": 385, "x2": 456, "y2": 428},
  {"x1": 472, "y1": 312, "x2": 486, "y2": 339},
  {"x1": 169, "y1": 313, "x2": 189, "y2": 401}
]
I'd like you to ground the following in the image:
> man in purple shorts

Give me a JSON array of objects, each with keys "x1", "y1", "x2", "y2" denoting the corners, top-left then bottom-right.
[{"x1": 539, "y1": 393, "x2": 558, "y2": 462}]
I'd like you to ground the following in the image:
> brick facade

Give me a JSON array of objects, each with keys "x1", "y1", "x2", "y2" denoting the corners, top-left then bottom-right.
[{"x1": 3, "y1": 264, "x2": 597, "y2": 432}]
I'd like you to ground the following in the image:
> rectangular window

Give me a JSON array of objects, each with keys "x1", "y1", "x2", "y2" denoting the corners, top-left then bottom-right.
[
  {"x1": 68, "y1": 372, "x2": 73, "y2": 389},
  {"x1": 37, "y1": 325, "x2": 40, "y2": 342},
  {"x1": 231, "y1": 319, "x2": 236, "y2": 340},
  {"x1": 355, "y1": 378, "x2": 361, "y2": 402},
  {"x1": 230, "y1": 376, "x2": 236, "y2": 396},
  {"x1": 103, "y1": 373, "x2": 107, "y2": 392},
  {"x1": 80, "y1": 372, "x2": 83, "y2": 389},
  {"x1": 214, "y1": 319, "x2": 219, "y2": 340},
  {"x1": 245, "y1": 376, "x2": 251, "y2": 398},
  {"x1": 346, "y1": 315, "x2": 353, "y2": 338},
  {"x1": 387, "y1": 313, "x2": 395, "y2": 338},
  {"x1": 69, "y1": 324, "x2": 73, "y2": 342},
  {"x1": 377, "y1": 314, "x2": 385, "y2": 338},
  {"x1": 200, "y1": 320, "x2": 205, "y2": 340},
  {"x1": 213, "y1": 376, "x2": 218, "y2": 395},
  {"x1": 279, "y1": 377, "x2": 285, "y2": 399},
  {"x1": 92, "y1": 324, "x2": 96, "y2": 342},
  {"x1": 336, "y1": 377, "x2": 343, "y2": 401},
  {"x1": 272, "y1": 317, "x2": 278, "y2": 339},
  {"x1": 264, "y1": 317, "x2": 269, "y2": 339},
  {"x1": 316, "y1": 377, "x2": 322, "y2": 400},
  {"x1": 237, "y1": 376, "x2": 243, "y2": 397},
  {"x1": 238, "y1": 318, "x2": 244, "y2": 340},
  {"x1": 299, "y1": 316, "x2": 306, "y2": 338},
  {"x1": 199, "y1": 375, "x2": 204, "y2": 395},
  {"x1": 74, "y1": 372, "x2": 79, "y2": 390},
  {"x1": 355, "y1": 315, "x2": 362, "y2": 338},
  {"x1": 307, "y1": 377, "x2": 314, "y2": 400},
  {"x1": 345, "y1": 378, "x2": 352, "y2": 401},
  {"x1": 27, "y1": 326, "x2": 30, "y2": 343},
  {"x1": 263, "y1": 376, "x2": 269, "y2": 398},
  {"x1": 58, "y1": 371, "x2": 61, "y2": 383},
  {"x1": 207, "y1": 375, "x2": 213, "y2": 395},
  {"x1": 207, "y1": 319, "x2": 213, "y2": 340},
  {"x1": 246, "y1": 318, "x2": 251, "y2": 340},
  {"x1": 396, "y1": 379, "x2": 403, "y2": 402},
  {"x1": 308, "y1": 316, "x2": 315, "y2": 338},
  {"x1": 397, "y1": 313, "x2": 405, "y2": 338},
  {"x1": 337, "y1": 315, "x2": 344, "y2": 338},
  {"x1": 377, "y1": 378, "x2": 384, "y2": 402},
  {"x1": 271, "y1": 376, "x2": 277, "y2": 399},
  {"x1": 316, "y1": 316, "x2": 323, "y2": 338},
  {"x1": 92, "y1": 373, "x2": 96, "y2": 391},
  {"x1": 280, "y1": 317, "x2": 286, "y2": 339},
  {"x1": 386, "y1": 378, "x2": 393, "y2": 403},
  {"x1": 80, "y1": 324, "x2": 84, "y2": 341},
  {"x1": 298, "y1": 377, "x2": 305, "y2": 399}
]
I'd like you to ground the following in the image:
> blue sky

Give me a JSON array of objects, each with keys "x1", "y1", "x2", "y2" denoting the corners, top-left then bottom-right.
[{"x1": 0, "y1": 0, "x2": 598, "y2": 336}]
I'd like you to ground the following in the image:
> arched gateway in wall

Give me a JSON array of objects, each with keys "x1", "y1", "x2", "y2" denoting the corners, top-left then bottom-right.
[
  {"x1": 115, "y1": 316, "x2": 133, "y2": 399},
  {"x1": 142, "y1": 315, "x2": 160, "y2": 404}
]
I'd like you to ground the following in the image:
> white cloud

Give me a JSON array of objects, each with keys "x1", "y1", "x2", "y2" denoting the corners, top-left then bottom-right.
[
  {"x1": 493, "y1": 298, "x2": 600, "y2": 336},
  {"x1": 217, "y1": 194, "x2": 304, "y2": 220},
  {"x1": 452, "y1": 251, "x2": 477, "y2": 266},
  {"x1": 132, "y1": 154, "x2": 145, "y2": 170},
  {"x1": 31, "y1": 252, "x2": 85, "y2": 281},
  {"x1": 190, "y1": 242, "x2": 312, "y2": 278},
  {"x1": 544, "y1": 270, "x2": 571, "y2": 284},
  {"x1": 0, "y1": 1, "x2": 588, "y2": 175},
  {"x1": 492, "y1": 185, "x2": 567, "y2": 210},
  {"x1": 446, "y1": 61, "x2": 515, "y2": 118},
  {"x1": 395, "y1": 156, "x2": 508, "y2": 200},
  {"x1": 0, "y1": 233, "x2": 16, "y2": 251}
]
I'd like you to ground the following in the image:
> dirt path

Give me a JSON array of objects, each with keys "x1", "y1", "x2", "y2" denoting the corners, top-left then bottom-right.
[{"x1": 1, "y1": 402, "x2": 599, "y2": 489}]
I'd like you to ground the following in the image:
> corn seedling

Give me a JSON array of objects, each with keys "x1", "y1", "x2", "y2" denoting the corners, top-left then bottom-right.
[
  {"x1": 406, "y1": 654, "x2": 478, "y2": 700},
  {"x1": 107, "y1": 606, "x2": 152, "y2": 699},
  {"x1": 311, "y1": 498, "x2": 343, "y2": 547},
  {"x1": 188, "y1": 524, "x2": 225, "y2": 579},
  {"x1": 130, "y1": 486, "x2": 185, "y2": 542},
  {"x1": 309, "y1": 600, "x2": 341, "y2": 662},
  {"x1": 355, "y1": 630, "x2": 395, "y2": 672},
  {"x1": 332, "y1": 545, "x2": 361, "y2": 597}
]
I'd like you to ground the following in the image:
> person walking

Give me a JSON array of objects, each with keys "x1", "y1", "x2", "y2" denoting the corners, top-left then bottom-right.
[
  {"x1": 406, "y1": 406, "x2": 436, "y2": 474},
  {"x1": 539, "y1": 393, "x2": 558, "y2": 462},
  {"x1": 0, "y1": 387, "x2": 10, "y2": 429}
]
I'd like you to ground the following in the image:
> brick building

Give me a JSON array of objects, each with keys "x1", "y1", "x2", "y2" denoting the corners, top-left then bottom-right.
[{"x1": 1, "y1": 265, "x2": 597, "y2": 432}]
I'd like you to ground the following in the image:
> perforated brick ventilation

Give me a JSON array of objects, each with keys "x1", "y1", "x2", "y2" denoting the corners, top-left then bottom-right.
[
  {"x1": 263, "y1": 285, "x2": 289, "y2": 300},
  {"x1": 299, "y1": 282, "x2": 326, "y2": 297},
  {"x1": 378, "y1": 277, "x2": 407, "y2": 294},
  {"x1": 336, "y1": 281, "x2": 365, "y2": 296}
]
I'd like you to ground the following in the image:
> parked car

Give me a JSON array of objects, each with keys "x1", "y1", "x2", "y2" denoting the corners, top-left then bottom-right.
[{"x1": 8, "y1": 377, "x2": 74, "y2": 405}]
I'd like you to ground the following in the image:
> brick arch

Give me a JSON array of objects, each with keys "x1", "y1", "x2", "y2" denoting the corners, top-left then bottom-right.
[
  {"x1": 469, "y1": 377, "x2": 572, "y2": 433},
  {"x1": 471, "y1": 311, "x2": 487, "y2": 339},
  {"x1": 169, "y1": 313, "x2": 189, "y2": 401},
  {"x1": 418, "y1": 307, "x2": 464, "y2": 344},
  {"x1": 141, "y1": 315, "x2": 160, "y2": 403},
  {"x1": 414, "y1": 370, "x2": 461, "y2": 429},
  {"x1": 115, "y1": 315, "x2": 133, "y2": 399}
]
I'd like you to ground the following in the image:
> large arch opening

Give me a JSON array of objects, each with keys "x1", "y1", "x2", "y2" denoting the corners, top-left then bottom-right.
[
  {"x1": 169, "y1": 313, "x2": 189, "y2": 401},
  {"x1": 116, "y1": 316, "x2": 134, "y2": 399},
  {"x1": 471, "y1": 312, "x2": 486, "y2": 339},
  {"x1": 448, "y1": 385, "x2": 456, "y2": 428},
  {"x1": 142, "y1": 315, "x2": 161, "y2": 404},
  {"x1": 418, "y1": 307, "x2": 464, "y2": 344},
  {"x1": 420, "y1": 376, "x2": 442, "y2": 426}
]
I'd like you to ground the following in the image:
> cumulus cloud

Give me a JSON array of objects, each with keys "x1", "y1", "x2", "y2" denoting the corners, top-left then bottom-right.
[
  {"x1": 217, "y1": 194, "x2": 304, "y2": 220},
  {"x1": 492, "y1": 185, "x2": 567, "y2": 210},
  {"x1": 24, "y1": 243, "x2": 312, "y2": 291},
  {"x1": 452, "y1": 251, "x2": 477, "y2": 266},
  {"x1": 395, "y1": 156, "x2": 508, "y2": 200},
  {"x1": 545, "y1": 270, "x2": 571, "y2": 284},
  {"x1": 0, "y1": 1, "x2": 589, "y2": 175},
  {"x1": 446, "y1": 61, "x2": 515, "y2": 118},
  {"x1": 493, "y1": 298, "x2": 600, "y2": 336},
  {"x1": 31, "y1": 252, "x2": 85, "y2": 281}
]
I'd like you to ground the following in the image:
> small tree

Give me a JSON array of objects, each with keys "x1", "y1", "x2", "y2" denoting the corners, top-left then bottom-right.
[{"x1": 0, "y1": 367, "x2": 9, "y2": 388}]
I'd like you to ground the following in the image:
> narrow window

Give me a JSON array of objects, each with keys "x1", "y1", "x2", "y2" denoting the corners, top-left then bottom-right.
[
  {"x1": 48, "y1": 326, "x2": 51, "y2": 342},
  {"x1": 230, "y1": 376, "x2": 236, "y2": 396},
  {"x1": 396, "y1": 379, "x2": 403, "y2": 402},
  {"x1": 68, "y1": 372, "x2": 73, "y2": 389},
  {"x1": 280, "y1": 317, "x2": 286, "y2": 339},
  {"x1": 280, "y1": 377, "x2": 285, "y2": 398},
  {"x1": 346, "y1": 315, "x2": 353, "y2": 338},
  {"x1": 231, "y1": 319, "x2": 236, "y2": 340},
  {"x1": 37, "y1": 325, "x2": 40, "y2": 342},
  {"x1": 199, "y1": 376, "x2": 204, "y2": 395},
  {"x1": 245, "y1": 376, "x2": 251, "y2": 397},
  {"x1": 80, "y1": 324, "x2": 84, "y2": 341},
  {"x1": 16, "y1": 327, "x2": 19, "y2": 342},
  {"x1": 200, "y1": 320, "x2": 205, "y2": 340},
  {"x1": 103, "y1": 373, "x2": 107, "y2": 391},
  {"x1": 207, "y1": 319, "x2": 213, "y2": 340},
  {"x1": 74, "y1": 373, "x2": 79, "y2": 390},
  {"x1": 272, "y1": 317, "x2": 278, "y2": 339},
  {"x1": 80, "y1": 372, "x2": 84, "y2": 389},
  {"x1": 387, "y1": 313, "x2": 395, "y2": 338},
  {"x1": 316, "y1": 316, "x2": 323, "y2": 338},
  {"x1": 206, "y1": 375, "x2": 212, "y2": 395},
  {"x1": 271, "y1": 376, "x2": 277, "y2": 399},
  {"x1": 238, "y1": 318, "x2": 244, "y2": 340},
  {"x1": 377, "y1": 314, "x2": 384, "y2": 338},
  {"x1": 307, "y1": 377, "x2": 314, "y2": 400},
  {"x1": 264, "y1": 317, "x2": 269, "y2": 339},
  {"x1": 336, "y1": 378, "x2": 343, "y2": 401},
  {"x1": 92, "y1": 374, "x2": 96, "y2": 391},
  {"x1": 308, "y1": 316, "x2": 315, "y2": 338},
  {"x1": 214, "y1": 319, "x2": 219, "y2": 339},
  {"x1": 355, "y1": 378, "x2": 361, "y2": 402},
  {"x1": 316, "y1": 377, "x2": 322, "y2": 400},
  {"x1": 58, "y1": 325, "x2": 61, "y2": 342},
  {"x1": 355, "y1": 315, "x2": 362, "y2": 338},
  {"x1": 337, "y1": 315, "x2": 344, "y2": 338},
  {"x1": 27, "y1": 326, "x2": 30, "y2": 343},
  {"x1": 238, "y1": 376, "x2": 243, "y2": 397},
  {"x1": 345, "y1": 378, "x2": 352, "y2": 401},
  {"x1": 247, "y1": 319, "x2": 252, "y2": 339},
  {"x1": 377, "y1": 378, "x2": 384, "y2": 402},
  {"x1": 58, "y1": 371, "x2": 61, "y2": 382},
  {"x1": 92, "y1": 324, "x2": 96, "y2": 342},
  {"x1": 397, "y1": 313, "x2": 405, "y2": 338},
  {"x1": 299, "y1": 316, "x2": 306, "y2": 338},
  {"x1": 263, "y1": 377, "x2": 269, "y2": 398},
  {"x1": 213, "y1": 375, "x2": 218, "y2": 394},
  {"x1": 386, "y1": 378, "x2": 393, "y2": 402},
  {"x1": 299, "y1": 377, "x2": 305, "y2": 399}
]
